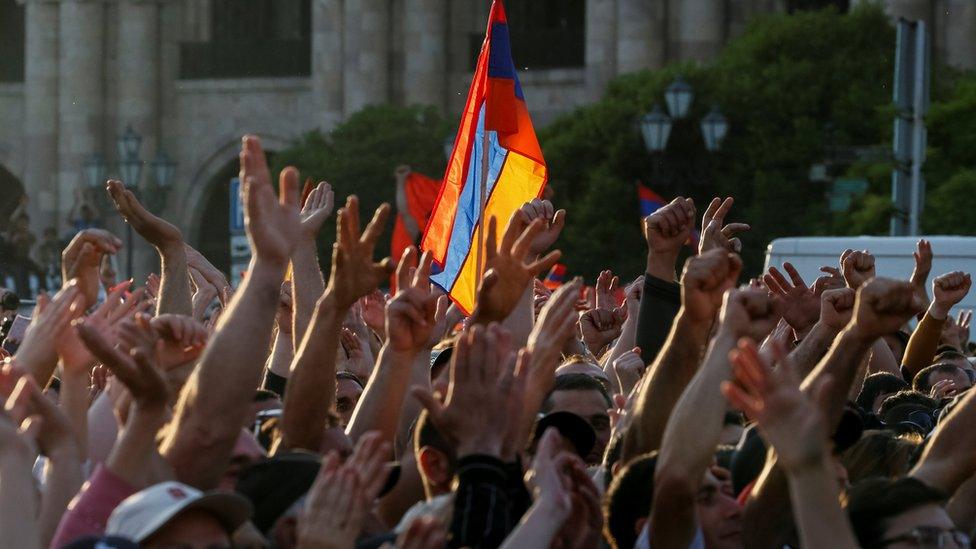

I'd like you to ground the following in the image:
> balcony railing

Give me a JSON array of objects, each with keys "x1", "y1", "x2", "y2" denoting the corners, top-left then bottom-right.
[{"x1": 179, "y1": 39, "x2": 310, "y2": 80}]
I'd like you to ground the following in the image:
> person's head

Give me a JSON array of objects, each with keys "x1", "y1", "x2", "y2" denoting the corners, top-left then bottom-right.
[
  {"x1": 542, "y1": 373, "x2": 612, "y2": 464},
  {"x1": 857, "y1": 373, "x2": 910, "y2": 415},
  {"x1": 913, "y1": 363, "x2": 972, "y2": 396},
  {"x1": 846, "y1": 477, "x2": 963, "y2": 548},
  {"x1": 414, "y1": 409, "x2": 457, "y2": 499},
  {"x1": 555, "y1": 355, "x2": 611, "y2": 391},
  {"x1": 933, "y1": 350, "x2": 971, "y2": 372},
  {"x1": 247, "y1": 389, "x2": 281, "y2": 429},
  {"x1": 604, "y1": 453, "x2": 658, "y2": 549},
  {"x1": 695, "y1": 465, "x2": 743, "y2": 549},
  {"x1": 841, "y1": 430, "x2": 921, "y2": 484},
  {"x1": 335, "y1": 372, "x2": 364, "y2": 426},
  {"x1": 106, "y1": 481, "x2": 251, "y2": 549},
  {"x1": 220, "y1": 429, "x2": 267, "y2": 492},
  {"x1": 236, "y1": 452, "x2": 322, "y2": 548},
  {"x1": 878, "y1": 390, "x2": 938, "y2": 419}
]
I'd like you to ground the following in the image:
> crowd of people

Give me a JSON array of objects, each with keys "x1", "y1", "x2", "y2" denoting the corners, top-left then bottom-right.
[{"x1": 0, "y1": 134, "x2": 974, "y2": 548}]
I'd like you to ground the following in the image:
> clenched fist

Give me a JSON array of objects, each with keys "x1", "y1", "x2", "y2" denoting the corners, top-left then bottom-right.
[
  {"x1": 851, "y1": 278, "x2": 924, "y2": 340},
  {"x1": 643, "y1": 197, "x2": 695, "y2": 281},
  {"x1": 842, "y1": 250, "x2": 876, "y2": 289},
  {"x1": 680, "y1": 248, "x2": 742, "y2": 323},
  {"x1": 931, "y1": 271, "x2": 972, "y2": 320},
  {"x1": 718, "y1": 288, "x2": 778, "y2": 342}
]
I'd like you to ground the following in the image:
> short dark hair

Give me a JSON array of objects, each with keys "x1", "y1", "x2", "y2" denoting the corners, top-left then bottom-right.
[
  {"x1": 543, "y1": 373, "x2": 613, "y2": 411},
  {"x1": 845, "y1": 477, "x2": 947, "y2": 547},
  {"x1": 414, "y1": 409, "x2": 456, "y2": 468},
  {"x1": 912, "y1": 363, "x2": 964, "y2": 393},
  {"x1": 856, "y1": 373, "x2": 909, "y2": 412},
  {"x1": 878, "y1": 390, "x2": 937, "y2": 418},
  {"x1": 934, "y1": 349, "x2": 967, "y2": 363},
  {"x1": 605, "y1": 452, "x2": 658, "y2": 549},
  {"x1": 336, "y1": 371, "x2": 365, "y2": 389},
  {"x1": 253, "y1": 389, "x2": 280, "y2": 402}
]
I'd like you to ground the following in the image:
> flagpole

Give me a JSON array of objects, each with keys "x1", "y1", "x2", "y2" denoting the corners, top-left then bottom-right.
[{"x1": 476, "y1": 126, "x2": 490, "y2": 286}]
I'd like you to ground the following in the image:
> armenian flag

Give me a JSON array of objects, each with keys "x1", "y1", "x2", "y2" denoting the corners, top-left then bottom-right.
[
  {"x1": 543, "y1": 263, "x2": 567, "y2": 290},
  {"x1": 421, "y1": 0, "x2": 547, "y2": 314},
  {"x1": 637, "y1": 183, "x2": 666, "y2": 217}
]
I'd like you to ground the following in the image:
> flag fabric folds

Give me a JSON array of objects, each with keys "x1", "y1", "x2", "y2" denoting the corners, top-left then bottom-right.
[
  {"x1": 543, "y1": 263, "x2": 567, "y2": 290},
  {"x1": 637, "y1": 183, "x2": 666, "y2": 218},
  {"x1": 421, "y1": 0, "x2": 547, "y2": 314}
]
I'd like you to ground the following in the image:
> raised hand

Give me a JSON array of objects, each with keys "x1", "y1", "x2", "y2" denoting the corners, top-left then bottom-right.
[
  {"x1": 579, "y1": 306, "x2": 627, "y2": 353},
  {"x1": 820, "y1": 287, "x2": 856, "y2": 331},
  {"x1": 146, "y1": 314, "x2": 209, "y2": 370},
  {"x1": 680, "y1": 248, "x2": 742, "y2": 323},
  {"x1": 911, "y1": 239, "x2": 933, "y2": 304},
  {"x1": 299, "y1": 181, "x2": 335, "y2": 239},
  {"x1": 722, "y1": 339, "x2": 832, "y2": 472},
  {"x1": 699, "y1": 197, "x2": 750, "y2": 254},
  {"x1": 385, "y1": 248, "x2": 439, "y2": 353},
  {"x1": 6, "y1": 374, "x2": 80, "y2": 460},
  {"x1": 412, "y1": 323, "x2": 516, "y2": 457},
  {"x1": 239, "y1": 135, "x2": 302, "y2": 266},
  {"x1": 15, "y1": 283, "x2": 84, "y2": 381},
  {"x1": 107, "y1": 180, "x2": 182, "y2": 251},
  {"x1": 514, "y1": 199, "x2": 566, "y2": 256},
  {"x1": 185, "y1": 245, "x2": 230, "y2": 301},
  {"x1": 296, "y1": 452, "x2": 366, "y2": 549},
  {"x1": 58, "y1": 282, "x2": 148, "y2": 373},
  {"x1": 77, "y1": 316, "x2": 169, "y2": 410},
  {"x1": 275, "y1": 281, "x2": 293, "y2": 335},
  {"x1": 841, "y1": 249, "x2": 876, "y2": 289},
  {"x1": 327, "y1": 196, "x2": 394, "y2": 309},
  {"x1": 612, "y1": 348, "x2": 645, "y2": 396},
  {"x1": 931, "y1": 271, "x2": 972, "y2": 319},
  {"x1": 941, "y1": 310, "x2": 972, "y2": 350},
  {"x1": 396, "y1": 516, "x2": 448, "y2": 549},
  {"x1": 189, "y1": 267, "x2": 218, "y2": 321},
  {"x1": 358, "y1": 290, "x2": 387, "y2": 336},
  {"x1": 765, "y1": 263, "x2": 820, "y2": 335},
  {"x1": 851, "y1": 278, "x2": 924, "y2": 340},
  {"x1": 471, "y1": 213, "x2": 561, "y2": 324},
  {"x1": 643, "y1": 197, "x2": 695, "y2": 280},
  {"x1": 717, "y1": 288, "x2": 779, "y2": 342},
  {"x1": 528, "y1": 278, "x2": 583, "y2": 372},
  {"x1": 595, "y1": 270, "x2": 620, "y2": 311},
  {"x1": 61, "y1": 229, "x2": 122, "y2": 308}
]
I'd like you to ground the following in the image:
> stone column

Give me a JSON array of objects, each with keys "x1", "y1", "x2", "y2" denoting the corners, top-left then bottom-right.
[
  {"x1": 117, "y1": 0, "x2": 159, "y2": 168},
  {"x1": 616, "y1": 0, "x2": 666, "y2": 74},
  {"x1": 58, "y1": 0, "x2": 105, "y2": 223},
  {"x1": 22, "y1": 0, "x2": 60, "y2": 235},
  {"x1": 585, "y1": 0, "x2": 616, "y2": 101},
  {"x1": 343, "y1": 0, "x2": 390, "y2": 115},
  {"x1": 312, "y1": 0, "x2": 344, "y2": 128},
  {"x1": 403, "y1": 0, "x2": 447, "y2": 108},
  {"x1": 675, "y1": 0, "x2": 725, "y2": 61}
]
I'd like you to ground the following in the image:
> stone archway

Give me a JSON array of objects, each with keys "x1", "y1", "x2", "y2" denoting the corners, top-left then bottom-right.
[{"x1": 178, "y1": 136, "x2": 287, "y2": 276}]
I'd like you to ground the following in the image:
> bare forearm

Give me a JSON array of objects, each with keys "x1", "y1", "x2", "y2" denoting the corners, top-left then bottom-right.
[
  {"x1": 903, "y1": 310, "x2": 946, "y2": 376},
  {"x1": 38, "y1": 450, "x2": 85, "y2": 549},
  {"x1": 345, "y1": 345, "x2": 416, "y2": 445},
  {"x1": 789, "y1": 322, "x2": 839, "y2": 380},
  {"x1": 59, "y1": 367, "x2": 90, "y2": 457},
  {"x1": 266, "y1": 329, "x2": 295, "y2": 379},
  {"x1": 742, "y1": 455, "x2": 795, "y2": 549},
  {"x1": 108, "y1": 410, "x2": 170, "y2": 488},
  {"x1": 395, "y1": 352, "x2": 433, "y2": 457},
  {"x1": 501, "y1": 286, "x2": 534, "y2": 349},
  {"x1": 787, "y1": 462, "x2": 859, "y2": 549},
  {"x1": 157, "y1": 244, "x2": 192, "y2": 317},
  {"x1": 604, "y1": 304, "x2": 638, "y2": 368},
  {"x1": 801, "y1": 327, "x2": 872, "y2": 427},
  {"x1": 278, "y1": 296, "x2": 343, "y2": 453},
  {"x1": 911, "y1": 388, "x2": 976, "y2": 494},
  {"x1": 621, "y1": 312, "x2": 710, "y2": 462},
  {"x1": 161, "y1": 259, "x2": 284, "y2": 488},
  {"x1": 0, "y1": 452, "x2": 39, "y2": 549},
  {"x1": 291, "y1": 241, "x2": 325, "y2": 348},
  {"x1": 499, "y1": 501, "x2": 566, "y2": 549}
]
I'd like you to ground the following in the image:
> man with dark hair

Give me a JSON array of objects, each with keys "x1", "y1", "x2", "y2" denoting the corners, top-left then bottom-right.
[
  {"x1": 846, "y1": 477, "x2": 964, "y2": 548},
  {"x1": 912, "y1": 363, "x2": 972, "y2": 397},
  {"x1": 604, "y1": 453, "x2": 658, "y2": 549},
  {"x1": 335, "y1": 371, "x2": 365, "y2": 426},
  {"x1": 542, "y1": 373, "x2": 613, "y2": 464},
  {"x1": 856, "y1": 372, "x2": 909, "y2": 414},
  {"x1": 394, "y1": 409, "x2": 458, "y2": 532},
  {"x1": 879, "y1": 390, "x2": 939, "y2": 418}
]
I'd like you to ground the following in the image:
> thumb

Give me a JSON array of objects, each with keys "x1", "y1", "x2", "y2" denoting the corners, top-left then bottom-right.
[{"x1": 410, "y1": 385, "x2": 444, "y2": 421}]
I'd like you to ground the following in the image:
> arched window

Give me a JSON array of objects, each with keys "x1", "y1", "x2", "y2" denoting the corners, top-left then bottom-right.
[
  {"x1": 0, "y1": 0, "x2": 25, "y2": 82},
  {"x1": 472, "y1": 0, "x2": 585, "y2": 70},
  {"x1": 180, "y1": 0, "x2": 311, "y2": 79}
]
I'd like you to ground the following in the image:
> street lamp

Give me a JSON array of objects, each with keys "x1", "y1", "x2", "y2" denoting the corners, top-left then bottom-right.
[
  {"x1": 665, "y1": 77, "x2": 694, "y2": 119},
  {"x1": 151, "y1": 150, "x2": 176, "y2": 189},
  {"x1": 700, "y1": 106, "x2": 729, "y2": 152},
  {"x1": 83, "y1": 153, "x2": 106, "y2": 190},
  {"x1": 640, "y1": 104, "x2": 673, "y2": 153},
  {"x1": 117, "y1": 125, "x2": 142, "y2": 162}
]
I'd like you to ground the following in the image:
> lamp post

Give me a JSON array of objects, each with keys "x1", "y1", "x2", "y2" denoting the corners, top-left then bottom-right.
[
  {"x1": 665, "y1": 77, "x2": 694, "y2": 120},
  {"x1": 84, "y1": 125, "x2": 176, "y2": 279},
  {"x1": 700, "y1": 106, "x2": 729, "y2": 153}
]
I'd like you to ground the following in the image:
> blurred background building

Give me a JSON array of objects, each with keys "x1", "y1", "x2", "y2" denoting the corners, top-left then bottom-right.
[{"x1": 0, "y1": 0, "x2": 973, "y2": 285}]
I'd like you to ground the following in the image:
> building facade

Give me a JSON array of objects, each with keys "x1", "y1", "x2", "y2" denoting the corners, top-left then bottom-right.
[{"x1": 0, "y1": 0, "x2": 973, "y2": 278}]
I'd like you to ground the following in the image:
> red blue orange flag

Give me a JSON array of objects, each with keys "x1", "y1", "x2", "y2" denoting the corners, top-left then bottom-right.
[
  {"x1": 543, "y1": 263, "x2": 567, "y2": 290},
  {"x1": 637, "y1": 182, "x2": 666, "y2": 218},
  {"x1": 421, "y1": 0, "x2": 547, "y2": 314}
]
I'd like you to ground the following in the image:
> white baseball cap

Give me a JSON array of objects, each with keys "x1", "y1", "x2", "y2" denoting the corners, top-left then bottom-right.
[{"x1": 106, "y1": 481, "x2": 252, "y2": 542}]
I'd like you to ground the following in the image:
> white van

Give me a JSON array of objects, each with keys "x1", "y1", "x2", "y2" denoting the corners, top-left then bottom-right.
[{"x1": 764, "y1": 236, "x2": 976, "y2": 312}]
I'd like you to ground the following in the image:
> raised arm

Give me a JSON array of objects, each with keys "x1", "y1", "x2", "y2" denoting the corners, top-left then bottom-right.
[
  {"x1": 279, "y1": 196, "x2": 393, "y2": 452},
  {"x1": 724, "y1": 339, "x2": 859, "y2": 549},
  {"x1": 620, "y1": 248, "x2": 741, "y2": 463},
  {"x1": 107, "y1": 179, "x2": 191, "y2": 316},
  {"x1": 903, "y1": 271, "x2": 971, "y2": 376},
  {"x1": 291, "y1": 181, "x2": 334, "y2": 347},
  {"x1": 911, "y1": 382, "x2": 976, "y2": 496},
  {"x1": 651, "y1": 288, "x2": 776, "y2": 549},
  {"x1": 158, "y1": 135, "x2": 301, "y2": 489}
]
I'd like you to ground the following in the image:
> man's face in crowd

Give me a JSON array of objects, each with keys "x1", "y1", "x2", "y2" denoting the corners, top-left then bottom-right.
[
  {"x1": 879, "y1": 503, "x2": 961, "y2": 549},
  {"x1": 336, "y1": 378, "x2": 364, "y2": 426},
  {"x1": 246, "y1": 398, "x2": 281, "y2": 429},
  {"x1": 696, "y1": 467, "x2": 742, "y2": 549},
  {"x1": 546, "y1": 388, "x2": 610, "y2": 463},
  {"x1": 143, "y1": 508, "x2": 230, "y2": 549},
  {"x1": 930, "y1": 368, "x2": 972, "y2": 396},
  {"x1": 219, "y1": 430, "x2": 266, "y2": 492}
]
